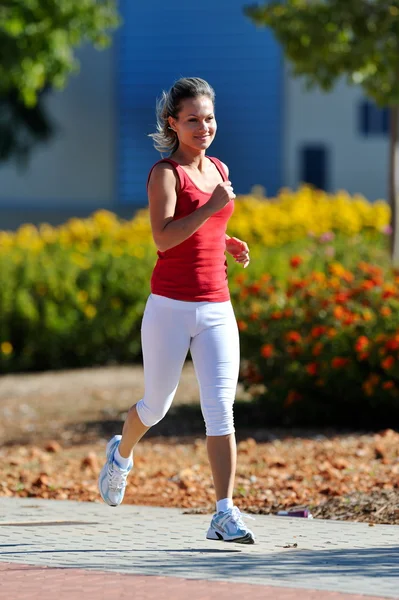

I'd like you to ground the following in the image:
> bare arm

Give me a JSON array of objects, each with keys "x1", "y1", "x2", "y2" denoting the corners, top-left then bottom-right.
[
  {"x1": 148, "y1": 162, "x2": 235, "y2": 252},
  {"x1": 221, "y1": 162, "x2": 231, "y2": 242}
]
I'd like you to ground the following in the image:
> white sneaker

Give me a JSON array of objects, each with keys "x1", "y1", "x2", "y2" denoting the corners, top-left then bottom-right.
[
  {"x1": 98, "y1": 435, "x2": 133, "y2": 507},
  {"x1": 206, "y1": 506, "x2": 255, "y2": 544}
]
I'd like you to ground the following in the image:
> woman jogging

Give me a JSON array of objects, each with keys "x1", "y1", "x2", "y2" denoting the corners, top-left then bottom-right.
[{"x1": 98, "y1": 77, "x2": 255, "y2": 544}]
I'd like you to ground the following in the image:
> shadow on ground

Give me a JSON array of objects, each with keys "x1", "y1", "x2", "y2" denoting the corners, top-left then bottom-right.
[{"x1": 57, "y1": 401, "x2": 375, "y2": 446}]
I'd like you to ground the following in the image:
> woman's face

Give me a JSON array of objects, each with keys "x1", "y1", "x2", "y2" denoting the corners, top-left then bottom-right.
[{"x1": 169, "y1": 95, "x2": 216, "y2": 151}]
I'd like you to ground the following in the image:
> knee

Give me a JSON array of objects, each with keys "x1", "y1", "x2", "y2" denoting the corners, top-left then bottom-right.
[
  {"x1": 203, "y1": 401, "x2": 235, "y2": 437},
  {"x1": 135, "y1": 398, "x2": 169, "y2": 428}
]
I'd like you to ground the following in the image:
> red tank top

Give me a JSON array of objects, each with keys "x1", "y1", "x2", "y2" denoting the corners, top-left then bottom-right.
[{"x1": 148, "y1": 156, "x2": 234, "y2": 302}]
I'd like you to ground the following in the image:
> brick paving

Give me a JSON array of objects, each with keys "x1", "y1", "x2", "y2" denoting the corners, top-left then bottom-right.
[
  {"x1": 0, "y1": 498, "x2": 398, "y2": 600},
  {"x1": 0, "y1": 562, "x2": 392, "y2": 600}
]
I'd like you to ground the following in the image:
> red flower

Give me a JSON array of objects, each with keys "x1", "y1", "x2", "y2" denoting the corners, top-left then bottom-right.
[
  {"x1": 360, "y1": 280, "x2": 376, "y2": 291},
  {"x1": 355, "y1": 336, "x2": 369, "y2": 353},
  {"x1": 382, "y1": 288, "x2": 396, "y2": 300},
  {"x1": 382, "y1": 356, "x2": 395, "y2": 370},
  {"x1": 312, "y1": 342, "x2": 323, "y2": 356},
  {"x1": 335, "y1": 292, "x2": 350, "y2": 304},
  {"x1": 385, "y1": 338, "x2": 399, "y2": 352},
  {"x1": 248, "y1": 283, "x2": 262, "y2": 295},
  {"x1": 306, "y1": 362, "x2": 318, "y2": 376},
  {"x1": 290, "y1": 256, "x2": 303, "y2": 269},
  {"x1": 311, "y1": 326, "x2": 327, "y2": 338},
  {"x1": 332, "y1": 357, "x2": 350, "y2": 369},
  {"x1": 383, "y1": 381, "x2": 395, "y2": 390},
  {"x1": 261, "y1": 344, "x2": 274, "y2": 358},
  {"x1": 285, "y1": 331, "x2": 302, "y2": 343}
]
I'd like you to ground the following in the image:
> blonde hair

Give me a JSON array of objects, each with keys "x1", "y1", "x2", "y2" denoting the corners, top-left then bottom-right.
[{"x1": 149, "y1": 77, "x2": 215, "y2": 155}]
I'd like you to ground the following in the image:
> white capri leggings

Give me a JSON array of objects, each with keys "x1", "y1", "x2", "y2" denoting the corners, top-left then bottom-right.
[{"x1": 135, "y1": 293, "x2": 240, "y2": 436}]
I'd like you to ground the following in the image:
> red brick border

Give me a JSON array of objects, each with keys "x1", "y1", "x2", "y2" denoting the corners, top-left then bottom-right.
[{"x1": 0, "y1": 562, "x2": 389, "y2": 600}]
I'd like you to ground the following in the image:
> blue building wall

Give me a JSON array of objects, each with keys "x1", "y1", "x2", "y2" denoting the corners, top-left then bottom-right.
[{"x1": 117, "y1": 0, "x2": 282, "y2": 205}]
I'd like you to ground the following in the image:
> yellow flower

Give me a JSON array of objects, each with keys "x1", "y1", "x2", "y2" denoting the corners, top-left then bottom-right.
[
  {"x1": 84, "y1": 305, "x2": 97, "y2": 319},
  {"x1": 77, "y1": 290, "x2": 89, "y2": 303},
  {"x1": 1, "y1": 342, "x2": 13, "y2": 355},
  {"x1": 329, "y1": 262, "x2": 346, "y2": 277}
]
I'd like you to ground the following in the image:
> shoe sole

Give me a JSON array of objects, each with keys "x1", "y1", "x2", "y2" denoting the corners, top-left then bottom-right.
[{"x1": 206, "y1": 529, "x2": 255, "y2": 544}]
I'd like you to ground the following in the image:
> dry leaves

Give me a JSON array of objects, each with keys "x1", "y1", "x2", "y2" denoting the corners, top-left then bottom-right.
[{"x1": 0, "y1": 428, "x2": 398, "y2": 524}]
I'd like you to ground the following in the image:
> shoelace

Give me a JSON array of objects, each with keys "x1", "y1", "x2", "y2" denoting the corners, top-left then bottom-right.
[
  {"x1": 108, "y1": 463, "x2": 129, "y2": 491},
  {"x1": 228, "y1": 506, "x2": 255, "y2": 528}
]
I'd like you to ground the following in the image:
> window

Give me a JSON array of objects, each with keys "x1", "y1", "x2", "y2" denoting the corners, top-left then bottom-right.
[
  {"x1": 300, "y1": 145, "x2": 329, "y2": 191},
  {"x1": 359, "y1": 100, "x2": 390, "y2": 136}
]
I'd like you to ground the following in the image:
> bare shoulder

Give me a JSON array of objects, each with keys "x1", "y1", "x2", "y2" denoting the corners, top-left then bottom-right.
[
  {"x1": 220, "y1": 160, "x2": 229, "y2": 178},
  {"x1": 148, "y1": 161, "x2": 179, "y2": 191}
]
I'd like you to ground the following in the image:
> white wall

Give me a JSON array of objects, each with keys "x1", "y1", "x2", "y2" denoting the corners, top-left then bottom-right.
[
  {"x1": 283, "y1": 69, "x2": 389, "y2": 201},
  {"x1": 0, "y1": 44, "x2": 115, "y2": 209}
]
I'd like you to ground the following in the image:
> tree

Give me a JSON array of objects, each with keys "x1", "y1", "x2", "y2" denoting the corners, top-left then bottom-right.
[
  {"x1": 0, "y1": 0, "x2": 120, "y2": 166},
  {"x1": 245, "y1": 0, "x2": 399, "y2": 264}
]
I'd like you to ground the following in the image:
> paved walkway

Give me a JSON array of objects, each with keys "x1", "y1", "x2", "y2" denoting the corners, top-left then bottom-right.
[{"x1": 0, "y1": 498, "x2": 398, "y2": 599}]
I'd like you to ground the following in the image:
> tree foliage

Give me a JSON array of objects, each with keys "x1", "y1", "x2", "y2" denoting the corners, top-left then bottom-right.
[
  {"x1": 245, "y1": 0, "x2": 399, "y2": 263},
  {"x1": 245, "y1": 0, "x2": 399, "y2": 108},
  {"x1": 0, "y1": 0, "x2": 120, "y2": 164}
]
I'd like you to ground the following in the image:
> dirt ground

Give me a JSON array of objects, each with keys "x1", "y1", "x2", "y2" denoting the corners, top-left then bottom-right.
[{"x1": 0, "y1": 363, "x2": 398, "y2": 525}]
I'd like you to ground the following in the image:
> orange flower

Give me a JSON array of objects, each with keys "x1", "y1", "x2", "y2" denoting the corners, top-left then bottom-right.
[
  {"x1": 261, "y1": 344, "x2": 274, "y2": 359},
  {"x1": 363, "y1": 381, "x2": 374, "y2": 396},
  {"x1": 335, "y1": 292, "x2": 350, "y2": 304},
  {"x1": 306, "y1": 362, "x2": 318, "y2": 376},
  {"x1": 360, "y1": 280, "x2": 376, "y2": 291},
  {"x1": 329, "y1": 277, "x2": 341, "y2": 289},
  {"x1": 285, "y1": 331, "x2": 302, "y2": 343},
  {"x1": 362, "y1": 309, "x2": 373, "y2": 322},
  {"x1": 285, "y1": 390, "x2": 303, "y2": 407},
  {"x1": 382, "y1": 284, "x2": 396, "y2": 299},
  {"x1": 312, "y1": 271, "x2": 326, "y2": 283},
  {"x1": 327, "y1": 328, "x2": 338, "y2": 338},
  {"x1": 341, "y1": 271, "x2": 355, "y2": 283},
  {"x1": 290, "y1": 256, "x2": 303, "y2": 269},
  {"x1": 343, "y1": 314, "x2": 356, "y2": 326},
  {"x1": 237, "y1": 320, "x2": 247, "y2": 331},
  {"x1": 332, "y1": 357, "x2": 350, "y2": 369},
  {"x1": 381, "y1": 356, "x2": 395, "y2": 370},
  {"x1": 248, "y1": 283, "x2": 262, "y2": 295},
  {"x1": 329, "y1": 262, "x2": 346, "y2": 277},
  {"x1": 333, "y1": 306, "x2": 345, "y2": 319},
  {"x1": 235, "y1": 274, "x2": 246, "y2": 284},
  {"x1": 271, "y1": 311, "x2": 283, "y2": 320},
  {"x1": 381, "y1": 306, "x2": 392, "y2": 317},
  {"x1": 355, "y1": 336, "x2": 369, "y2": 353},
  {"x1": 358, "y1": 261, "x2": 370, "y2": 273}
]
